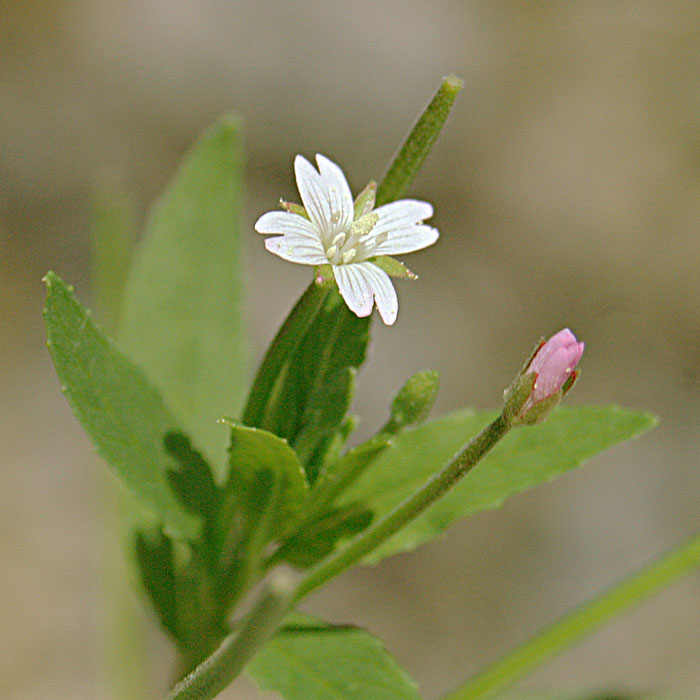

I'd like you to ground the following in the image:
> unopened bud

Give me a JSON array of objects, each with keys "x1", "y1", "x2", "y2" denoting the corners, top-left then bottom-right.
[
  {"x1": 383, "y1": 370, "x2": 440, "y2": 434},
  {"x1": 503, "y1": 328, "x2": 584, "y2": 425}
]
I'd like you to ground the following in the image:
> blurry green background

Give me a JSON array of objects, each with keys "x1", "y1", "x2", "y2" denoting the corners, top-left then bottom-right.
[{"x1": 2, "y1": 2, "x2": 700, "y2": 699}]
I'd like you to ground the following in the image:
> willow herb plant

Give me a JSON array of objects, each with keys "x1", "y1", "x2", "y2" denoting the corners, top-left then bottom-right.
[{"x1": 43, "y1": 76, "x2": 700, "y2": 700}]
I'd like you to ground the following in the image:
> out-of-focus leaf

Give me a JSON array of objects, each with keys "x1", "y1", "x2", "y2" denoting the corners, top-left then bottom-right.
[
  {"x1": 118, "y1": 115, "x2": 246, "y2": 472},
  {"x1": 274, "y1": 504, "x2": 374, "y2": 568},
  {"x1": 341, "y1": 406, "x2": 657, "y2": 564},
  {"x1": 134, "y1": 529, "x2": 178, "y2": 639},
  {"x1": 43, "y1": 272, "x2": 198, "y2": 539},
  {"x1": 249, "y1": 613, "x2": 422, "y2": 700}
]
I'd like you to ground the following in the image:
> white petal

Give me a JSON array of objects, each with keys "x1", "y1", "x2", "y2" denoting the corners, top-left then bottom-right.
[
  {"x1": 294, "y1": 155, "x2": 332, "y2": 231},
  {"x1": 334, "y1": 262, "x2": 399, "y2": 325},
  {"x1": 372, "y1": 200, "x2": 434, "y2": 237},
  {"x1": 358, "y1": 262, "x2": 398, "y2": 325},
  {"x1": 315, "y1": 154, "x2": 354, "y2": 230},
  {"x1": 255, "y1": 211, "x2": 321, "y2": 242},
  {"x1": 264, "y1": 234, "x2": 327, "y2": 265},
  {"x1": 333, "y1": 264, "x2": 374, "y2": 318},
  {"x1": 372, "y1": 225, "x2": 439, "y2": 256}
]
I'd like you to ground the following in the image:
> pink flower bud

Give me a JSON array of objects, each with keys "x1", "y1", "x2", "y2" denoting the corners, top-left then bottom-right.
[{"x1": 524, "y1": 328, "x2": 584, "y2": 409}]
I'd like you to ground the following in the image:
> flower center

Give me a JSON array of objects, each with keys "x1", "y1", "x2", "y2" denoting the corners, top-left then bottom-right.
[{"x1": 323, "y1": 213, "x2": 385, "y2": 265}]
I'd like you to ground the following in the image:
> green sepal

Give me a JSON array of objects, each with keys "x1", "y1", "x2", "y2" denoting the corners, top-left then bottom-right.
[
  {"x1": 502, "y1": 372, "x2": 537, "y2": 426},
  {"x1": 521, "y1": 391, "x2": 562, "y2": 425},
  {"x1": 353, "y1": 180, "x2": 377, "y2": 219},
  {"x1": 280, "y1": 200, "x2": 309, "y2": 219},
  {"x1": 314, "y1": 264, "x2": 335, "y2": 282},
  {"x1": 371, "y1": 256, "x2": 418, "y2": 279}
]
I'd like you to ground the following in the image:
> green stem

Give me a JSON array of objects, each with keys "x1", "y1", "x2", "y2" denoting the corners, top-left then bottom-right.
[
  {"x1": 375, "y1": 74, "x2": 464, "y2": 207},
  {"x1": 294, "y1": 415, "x2": 509, "y2": 601},
  {"x1": 441, "y1": 532, "x2": 700, "y2": 700},
  {"x1": 242, "y1": 281, "x2": 330, "y2": 428},
  {"x1": 166, "y1": 572, "x2": 295, "y2": 700}
]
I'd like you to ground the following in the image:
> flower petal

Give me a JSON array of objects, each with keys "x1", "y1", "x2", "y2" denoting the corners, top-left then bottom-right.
[
  {"x1": 333, "y1": 262, "x2": 399, "y2": 325},
  {"x1": 333, "y1": 264, "x2": 374, "y2": 318},
  {"x1": 294, "y1": 154, "x2": 353, "y2": 239},
  {"x1": 315, "y1": 154, "x2": 354, "y2": 230},
  {"x1": 372, "y1": 200, "x2": 434, "y2": 235},
  {"x1": 264, "y1": 234, "x2": 327, "y2": 265},
  {"x1": 360, "y1": 262, "x2": 398, "y2": 325},
  {"x1": 372, "y1": 225, "x2": 439, "y2": 256},
  {"x1": 255, "y1": 211, "x2": 320, "y2": 241}
]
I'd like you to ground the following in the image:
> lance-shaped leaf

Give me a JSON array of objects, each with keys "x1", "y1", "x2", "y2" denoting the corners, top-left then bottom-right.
[
  {"x1": 249, "y1": 613, "x2": 422, "y2": 700},
  {"x1": 243, "y1": 285, "x2": 370, "y2": 482},
  {"x1": 43, "y1": 272, "x2": 198, "y2": 539},
  {"x1": 119, "y1": 115, "x2": 246, "y2": 473},
  {"x1": 341, "y1": 406, "x2": 657, "y2": 564}
]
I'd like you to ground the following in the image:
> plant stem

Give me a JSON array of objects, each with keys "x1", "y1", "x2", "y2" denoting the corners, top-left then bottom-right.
[
  {"x1": 375, "y1": 74, "x2": 463, "y2": 207},
  {"x1": 441, "y1": 532, "x2": 700, "y2": 700},
  {"x1": 293, "y1": 415, "x2": 509, "y2": 601},
  {"x1": 166, "y1": 572, "x2": 295, "y2": 700}
]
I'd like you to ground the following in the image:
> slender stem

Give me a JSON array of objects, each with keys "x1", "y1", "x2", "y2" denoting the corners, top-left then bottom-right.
[
  {"x1": 441, "y1": 532, "x2": 700, "y2": 700},
  {"x1": 166, "y1": 572, "x2": 295, "y2": 700},
  {"x1": 375, "y1": 74, "x2": 463, "y2": 207},
  {"x1": 294, "y1": 415, "x2": 509, "y2": 602}
]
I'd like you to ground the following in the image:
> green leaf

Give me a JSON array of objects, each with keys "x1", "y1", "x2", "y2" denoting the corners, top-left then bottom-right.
[
  {"x1": 134, "y1": 529, "x2": 178, "y2": 639},
  {"x1": 118, "y1": 115, "x2": 247, "y2": 473},
  {"x1": 342, "y1": 406, "x2": 657, "y2": 564},
  {"x1": 249, "y1": 613, "x2": 422, "y2": 700},
  {"x1": 221, "y1": 420, "x2": 309, "y2": 543},
  {"x1": 43, "y1": 272, "x2": 199, "y2": 540},
  {"x1": 90, "y1": 175, "x2": 137, "y2": 334},
  {"x1": 274, "y1": 503, "x2": 374, "y2": 568},
  {"x1": 244, "y1": 285, "x2": 370, "y2": 482}
]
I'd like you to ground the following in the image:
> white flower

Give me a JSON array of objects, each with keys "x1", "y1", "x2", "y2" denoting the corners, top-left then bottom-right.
[{"x1": 255, "y1": 154, "x2": 439, "y2": 325}]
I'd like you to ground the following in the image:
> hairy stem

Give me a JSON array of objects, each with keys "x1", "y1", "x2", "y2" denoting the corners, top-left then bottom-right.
[
  {"x1": 375, "y1": 74, "x2": 463, "y2": 207},
  {"x1": 166, "y1": 572, "x2": 295, "y2": 700}
]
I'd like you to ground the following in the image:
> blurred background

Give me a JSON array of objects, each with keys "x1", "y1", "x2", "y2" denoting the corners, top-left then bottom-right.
[{"x1": 2, "y1": 1, "x2": 700, "y2": 698}]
